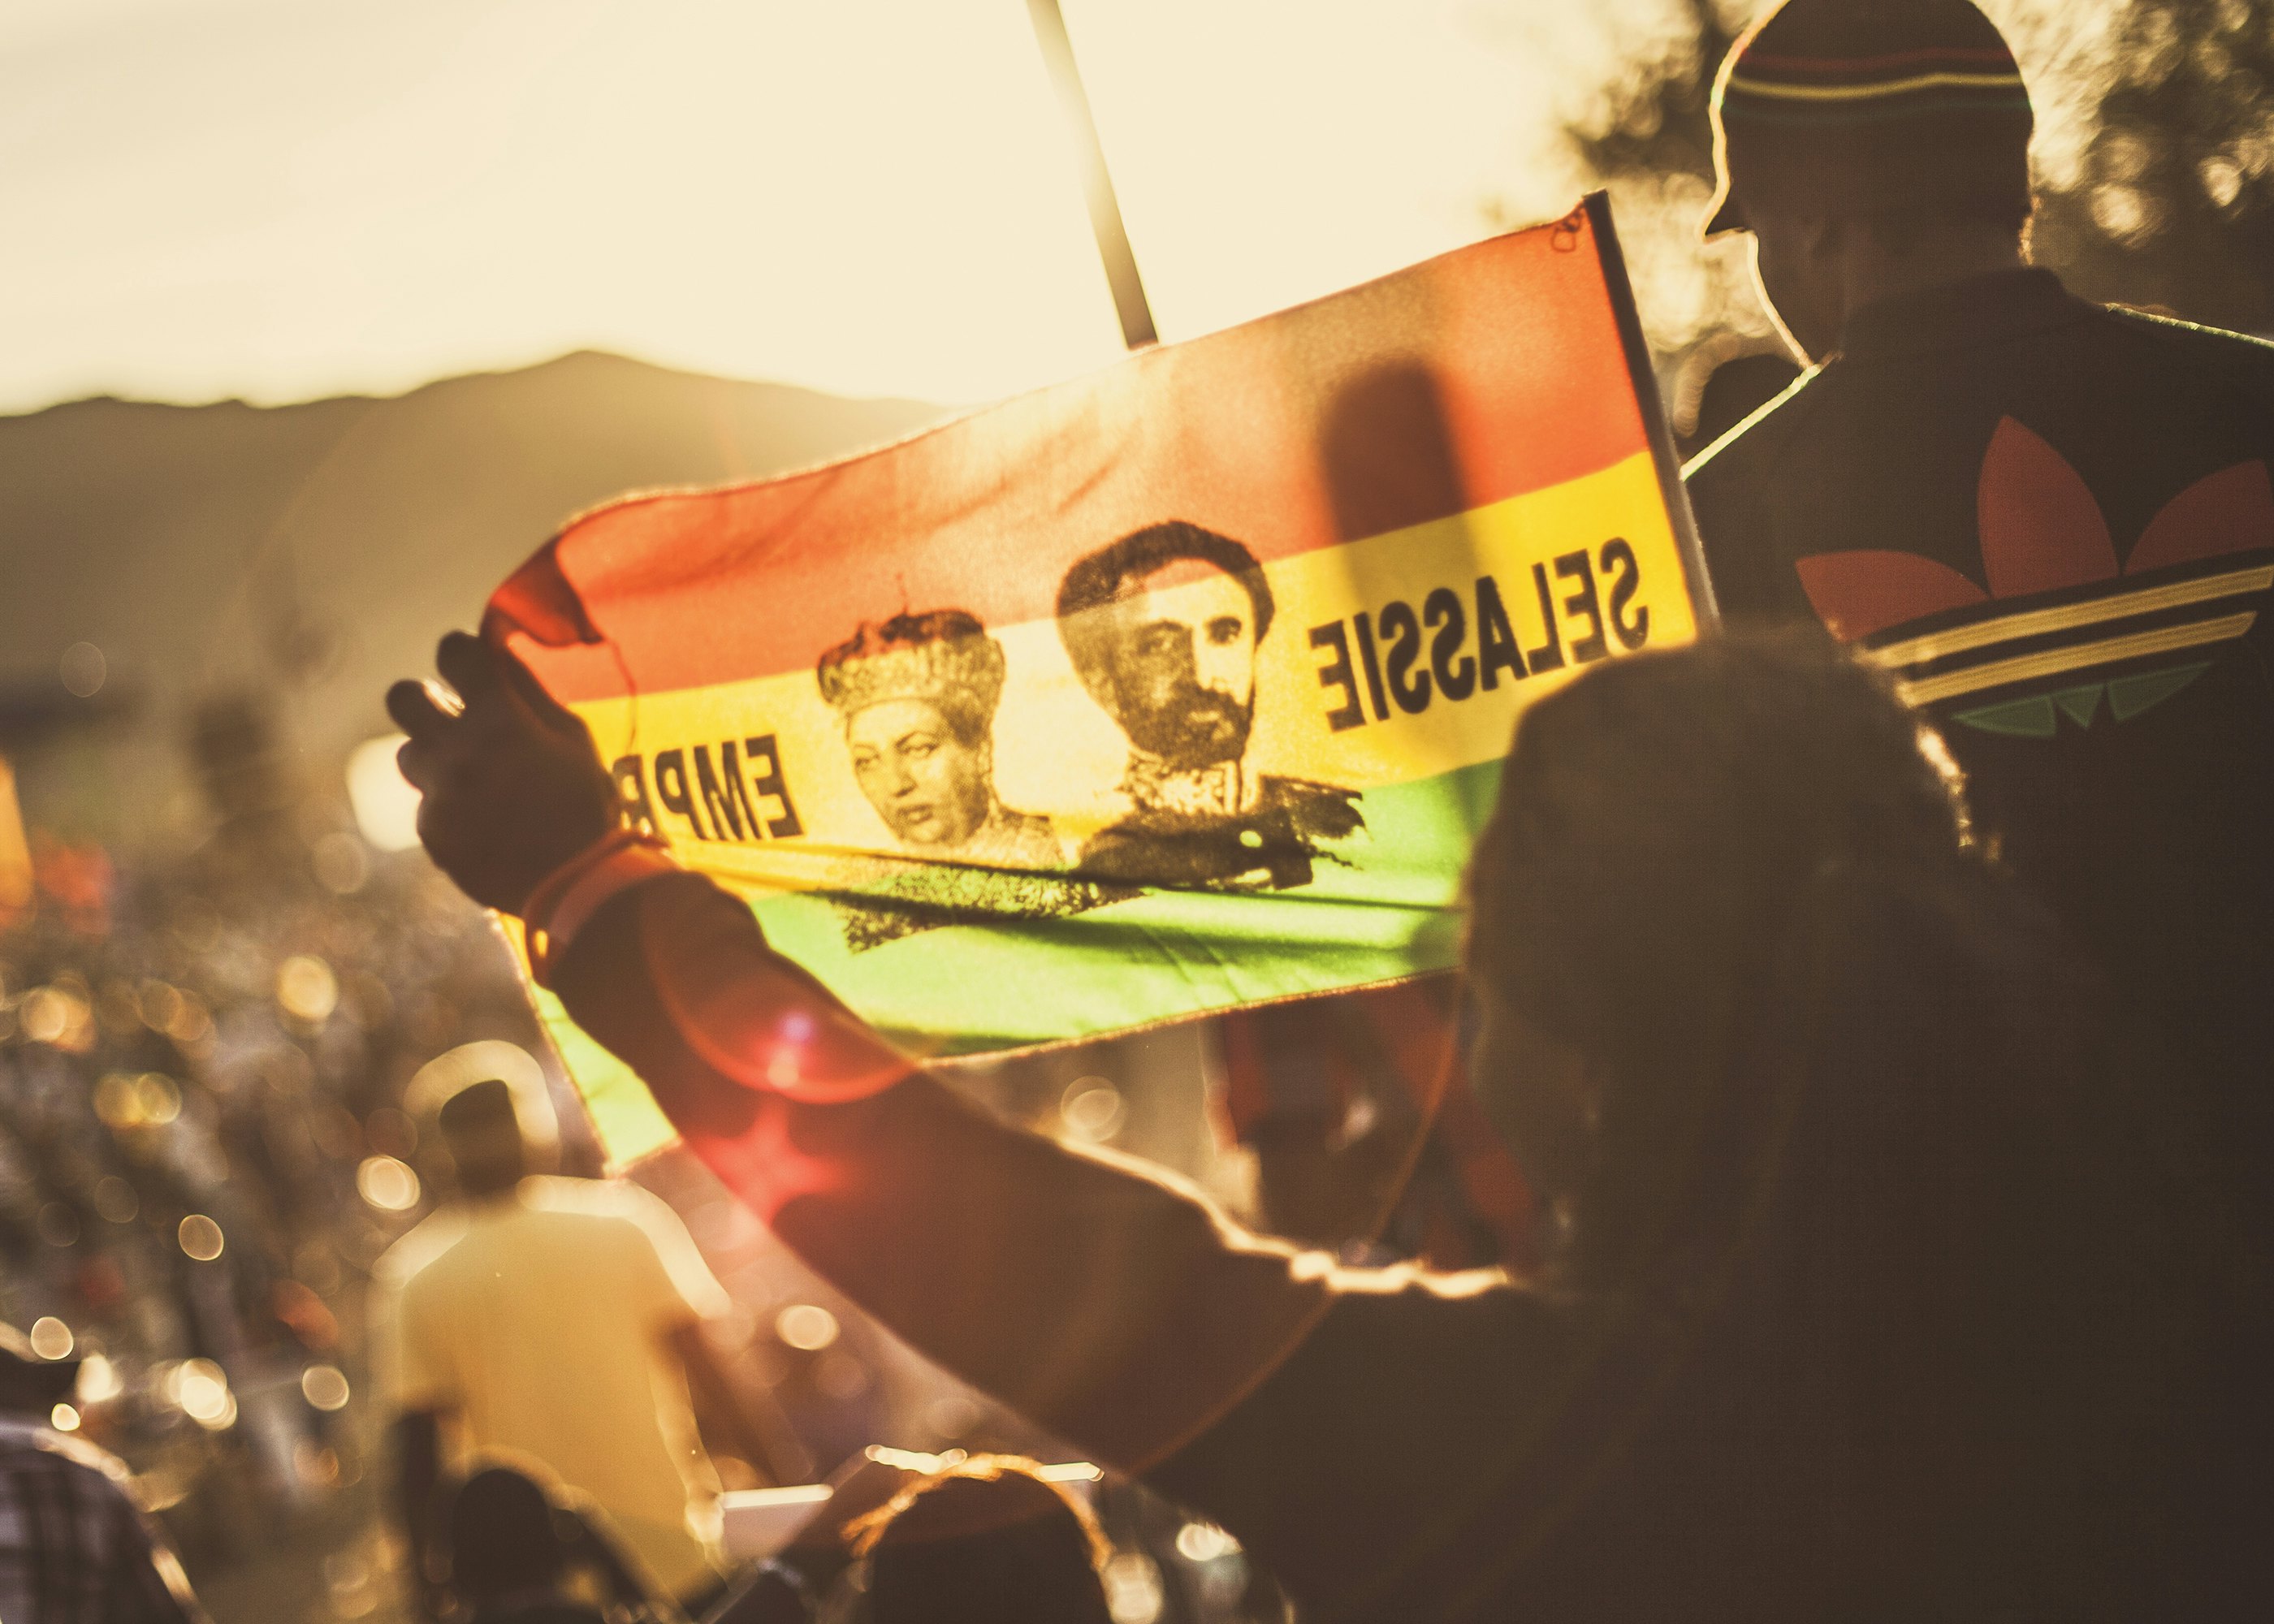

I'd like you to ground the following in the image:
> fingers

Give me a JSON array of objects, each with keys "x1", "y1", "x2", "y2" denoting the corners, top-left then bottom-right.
[
  {"x1": 439, "y1": 630, "x2": 585, "y2": 750},
  {"x1": 385, "y1": 678, "x2": 457, "y2": 738},
  {"x1": 384, "y1": 629, "x2": 610, "y2": 894},
  {"x1": 387, "y1": 660, "x2": 470, "y2": 793},
  {"x1": 395, "y1": 736, "x2": 433, "y2": 796},
  {"x1": 389, "y1": 631, "x2": 494, "y2": 793},
  {"x1": 435, "y1": 630, "x2": 502, "y2": 707}
]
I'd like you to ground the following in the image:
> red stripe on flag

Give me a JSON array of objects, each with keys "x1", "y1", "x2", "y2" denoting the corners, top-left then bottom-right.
[{"x1": 495, "y1": 211, "x2": 1648, "y2": 703}]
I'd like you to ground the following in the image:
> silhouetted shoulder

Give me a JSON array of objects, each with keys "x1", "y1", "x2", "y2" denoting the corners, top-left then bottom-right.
[
  {"x1": 1148, "y1": 1266, "x2": 1584, "y2": 1613},
  {"x1": 518, "y1": 1173, "x2": 662, "y2": 1225},
  {"x1": 373, "y1": 1208, "x2": 472, "y2": 1289},
  {"x1": 1683, "y1": 362, "x2": 1822, "y2": 490},
  {"x1": 2091, "y1": 301, "x2": 2274, "y2": 399},
  {"x1": 1683, "y1": 370, "x2": 1827, "y2": 625}
]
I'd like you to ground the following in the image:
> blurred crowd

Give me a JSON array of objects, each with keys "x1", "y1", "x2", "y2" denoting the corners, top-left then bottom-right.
[
  {"x1": 0, "y1": 750, "x2": 542, "y2": 1613},
  {"x1": 0, "y1": 706, "x2": 1309, "y2": 1623}
]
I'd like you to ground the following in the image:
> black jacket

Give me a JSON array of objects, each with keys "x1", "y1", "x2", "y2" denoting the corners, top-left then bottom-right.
[{"x1": 1687, "y1": 269, "x2": 2274, "y2": 1144}]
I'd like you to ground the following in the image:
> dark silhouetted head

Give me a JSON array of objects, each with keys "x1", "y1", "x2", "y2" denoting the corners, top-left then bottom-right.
[
  {"x1": 446, "y1": 1466, "x2": 570, "y2": 1603},
  {"x1": 847, "y1": 1455, "x2": 1113, "y2": 1624},
  {"x1": 1463, "y1": 631, "x2": 1975, "y2": 1277},
  {"x1": 1706, "y1": 0, "x2": 2032, "y2": 237},
  {"x1": 438, "y1": 1078, "x2": 527, "y2": 1199},
  {"x1": 1706, "y1": 0, "x2": 2034, "y2": 357}
]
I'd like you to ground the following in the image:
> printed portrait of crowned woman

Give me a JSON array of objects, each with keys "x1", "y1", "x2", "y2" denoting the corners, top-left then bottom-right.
[{"x1": 815, "y1": 609, "x2": 1114, "y2": 951}]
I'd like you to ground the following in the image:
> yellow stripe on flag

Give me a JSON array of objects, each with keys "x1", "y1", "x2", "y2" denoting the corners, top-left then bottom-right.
[{"x1": 567, "y1": 450, "x2": 1693, "y2": 895}]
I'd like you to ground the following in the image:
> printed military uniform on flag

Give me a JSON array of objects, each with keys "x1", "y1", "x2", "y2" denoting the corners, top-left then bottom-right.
[{"x1": 488, "y1": 195, "x2": 1710, "y2": 1164}]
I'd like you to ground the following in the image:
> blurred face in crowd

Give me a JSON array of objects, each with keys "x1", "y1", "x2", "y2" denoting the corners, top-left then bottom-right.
[
  {"x1": 846, "y1": 697, "x2": 993, "y2": 849},
  {"x1": 1097, "y1": 562, "x2": 1258, "y2": 770}
]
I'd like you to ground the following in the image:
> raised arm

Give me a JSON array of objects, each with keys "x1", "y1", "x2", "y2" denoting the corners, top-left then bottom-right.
[
  {"x1": 548, "y1": 867, "x2": 1331, "y2": 1467},
  {"x1": 382, "y1": 633, "x2": 1338, "y2": 1460},
  {"x1": 385, "y1": 633, "x2": 1577, "y2": 1608},
  {"x1": 547, "y1": 869, "x2": 1582, "y2": 1610}
]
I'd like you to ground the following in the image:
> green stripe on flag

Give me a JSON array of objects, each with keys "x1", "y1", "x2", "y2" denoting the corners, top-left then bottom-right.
[{"x1": 539, "y1": 758, "x2": 1506, "y2": 1165}]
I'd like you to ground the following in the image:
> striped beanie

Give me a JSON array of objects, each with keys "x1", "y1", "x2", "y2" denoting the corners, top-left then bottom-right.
[{"x1": 1705, "y1": 0, "x2": 2033, "y2": 235}]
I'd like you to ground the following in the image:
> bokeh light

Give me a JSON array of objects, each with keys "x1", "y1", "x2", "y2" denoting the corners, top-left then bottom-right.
[
  {"x1": 300, "y1": 1363, "x2": 352, "y2": 1412},
  {"x1": 58, "y1": 641, "x2": 106, "y2": 698},
  {"x1": 19, "y1": 984, "x2": 92, "y2": 1050},
  {"x1": 37, "y1": 1203, "x2": 79, "y2": 1247},
  {"x1": 139, "y1": 1073, "x2": 181, "y2": 1125},
  {"x1": 178, "y1": 1214, "x2": 225, "y2": 1262},
  {"x1": 1061, "y1": 1077, "x2": 1127, "y2": 1142},
  {"x1": 815, "y1": 1351, "x2": 871, "y2": 1401},
  {"x1": 356, "y1": 1155, "x2": 421, "y2": 1213},
  {"x1": 927, "y1": 1394, "x2": 981, "y2": 1440},
  {"x1": 95, "y1": 1071, "x2": 181, "y2": 1130},
  {"x1": 76, "y1": 1354, "x2": 122, "y2": 1405},
  {"x1": 1104, "y1": 1550, "x2": 1165, "y2": 1624},
  {"x1": 1175, "y1": 1521, "x2": 1241, "y2": 1562},
  {"x1": 92, "y1": 1177, "x2": 138, "y2": 1224},
  {"x1": 311, "y1": 831, "x2": 371, "y2": 896},
  {"x1": 136, "y1": 979, "x2": 182, "y2": 1030},
  {"x1": 94, "y1": 1073, "x2": 139, "y2": 1129},
  {"x1": 28, "y1": 1317, "x2": 74, "y2": 1360},
  {"x1": 50, "y1": 1402, "x2": 80, "y2": 1432},
  {"x1": 776, "y1": 1304, "x2": 841, "y2": 1352},
  {"x1": 172, "y1": 1359, "x2": 235, "y2": 1429},
  {"x1": 277, "y1": 955, "x2": 339, "y2": 1024}
]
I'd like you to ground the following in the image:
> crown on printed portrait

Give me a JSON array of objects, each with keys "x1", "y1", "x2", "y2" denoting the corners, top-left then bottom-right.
[{"x1": 815, "y1": 609, "x2": 1008, "y2": 719}]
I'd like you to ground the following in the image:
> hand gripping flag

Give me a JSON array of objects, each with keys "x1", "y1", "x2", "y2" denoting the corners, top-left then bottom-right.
[{"x1": 490, "y1": 194, "x2": 1713, "y2": 1165}]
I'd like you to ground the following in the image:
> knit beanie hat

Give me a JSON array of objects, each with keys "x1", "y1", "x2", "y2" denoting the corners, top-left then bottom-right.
[{"x1": 1705, "y1": 0, "x2": 2034, "y2": 235}]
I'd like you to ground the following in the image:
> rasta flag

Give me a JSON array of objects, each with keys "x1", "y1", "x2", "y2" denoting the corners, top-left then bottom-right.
[{"x1": 490, "y1": 193, "x2": 1712, "y2": 1165}]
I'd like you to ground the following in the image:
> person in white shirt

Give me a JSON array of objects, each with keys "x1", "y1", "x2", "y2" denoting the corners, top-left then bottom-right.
[{"x1": 374, "y1": 1078, "x2": 787, "y2": 1616}]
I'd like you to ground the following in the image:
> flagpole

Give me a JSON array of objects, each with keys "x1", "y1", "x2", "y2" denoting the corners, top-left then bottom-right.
[{"x1": 1024, "y1": 0, "x2": 1158, "y2": 350}]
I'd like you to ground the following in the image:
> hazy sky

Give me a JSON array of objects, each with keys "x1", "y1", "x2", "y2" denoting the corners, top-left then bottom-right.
[{"x1": 0, "y1": 0, "x2": 1592, "y2": 412}]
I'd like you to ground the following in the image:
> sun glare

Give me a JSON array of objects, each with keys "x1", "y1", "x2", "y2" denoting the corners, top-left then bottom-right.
[{"x1": 0, "y1": 0, "x2": 1559, "y2": 414}]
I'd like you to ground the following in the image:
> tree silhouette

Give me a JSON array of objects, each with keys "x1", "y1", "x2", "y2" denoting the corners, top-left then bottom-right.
[
  {"x1": 2030, "y1": 0, "x2": 2274, "y2": 334},
  {"x1": 1485, "y1": 0, "x2": 1776, "y2": 436},
  {"x1": 1562, "y1": 0, "x2": 1735, "y2": 191}
]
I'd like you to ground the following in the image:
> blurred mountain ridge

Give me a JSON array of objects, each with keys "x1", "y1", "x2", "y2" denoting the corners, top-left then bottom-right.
[{"x1": 0, "y1": 349, "x2": 947, "y2": 846}]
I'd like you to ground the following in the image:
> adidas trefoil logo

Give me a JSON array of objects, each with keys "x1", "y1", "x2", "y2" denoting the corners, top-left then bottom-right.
[{"x1": 1794, "y1": 418, "x2": 2274, "y2": 736}]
